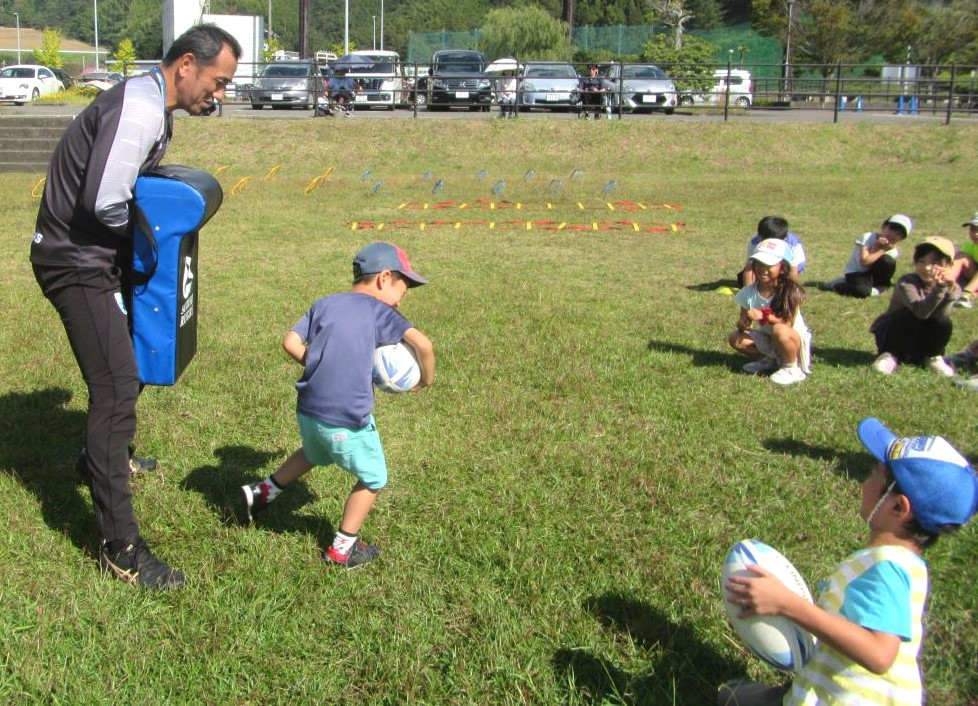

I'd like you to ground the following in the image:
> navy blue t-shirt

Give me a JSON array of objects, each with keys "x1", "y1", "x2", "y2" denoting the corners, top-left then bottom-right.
[{"x1": 292, "y1": 292, "x2": 411, "y2": 428}]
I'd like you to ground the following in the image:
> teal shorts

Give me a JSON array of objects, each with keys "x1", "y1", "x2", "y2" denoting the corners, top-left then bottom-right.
[{"x1": 296, "y1": 412, "x2": 388, "y2": 490}]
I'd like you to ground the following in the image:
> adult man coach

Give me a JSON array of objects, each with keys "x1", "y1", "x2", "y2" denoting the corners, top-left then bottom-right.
[{"x1": 30, "y1": 24, "x2": 240, "y2": 590}]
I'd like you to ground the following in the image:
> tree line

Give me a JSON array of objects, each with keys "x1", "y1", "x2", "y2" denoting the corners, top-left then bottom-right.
[{"x1": 1, "y1": 0, "x2": 975, "y2": 69}]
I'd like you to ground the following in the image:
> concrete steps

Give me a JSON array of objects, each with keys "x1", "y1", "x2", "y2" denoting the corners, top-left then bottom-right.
[{"x1": 0, "y1": 115, "x2": 75, "y2": 173}]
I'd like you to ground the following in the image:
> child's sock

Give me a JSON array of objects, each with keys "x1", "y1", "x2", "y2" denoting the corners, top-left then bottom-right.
[
  {"x1": 258, "y1": 475, "x2": 284, "y2": 502},
  {"x1": 330, "y1": 529, "x2": 358, "y2": 557}
]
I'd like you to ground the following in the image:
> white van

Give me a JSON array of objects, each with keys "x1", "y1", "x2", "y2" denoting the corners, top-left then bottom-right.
[
  {"x1": 709, "y1": 69, "x2": 753, "y2": 107},
  {"x1": 346, "y1": 49, "x2": 409, "y2": 109},
  {"x1": 679, "y1": 69, "x2": 753, "y2": 108}
]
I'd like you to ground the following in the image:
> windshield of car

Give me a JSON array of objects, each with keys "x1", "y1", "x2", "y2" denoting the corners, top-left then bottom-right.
[
  {"x1": 1, "y1": 68, "x2": 35, "y2": 79},
  {"x1": 262, "y1": 64, "x2": 311, "y2": 77},
  {"x1": 435, "y1": 63, "x2": 483, "y2": 74},
  {"x1": 355, "y1": 62, "x2": 395, "y2": 74},
  {"x1": 525, "y1": 65, "x2": 576, "y2": 79},
  {"x1": 623, "y1": 66, "x2": 666, "y2": 79}
]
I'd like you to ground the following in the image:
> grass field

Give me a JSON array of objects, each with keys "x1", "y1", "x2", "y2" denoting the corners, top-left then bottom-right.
[{"x1": 2, "y1": 118, "x2": 977, "y2": 704}]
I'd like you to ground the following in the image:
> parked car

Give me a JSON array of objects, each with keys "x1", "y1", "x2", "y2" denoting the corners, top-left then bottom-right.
[
  {"x1": 679, "y1": 69, "x2": 753, "y2": 108},
  {"x1": 519, "y1": 62, "x2": 580, "y2": 111},
  {"x1": 403, "y1": 63, "x2": 430, "y2": 105},
  {"x1": 344, "y1": 50, "x2": 409, "y2": 110},
  {"x1": 251, "y1": 61, "x2": 318, "y2": 110},
  {"x1": 0, "y1": 64, "x2": 64, "y2": 105},
  {"x1": 78, "y1": 71, "x2": 124, "y2": 85},
  {"x1": 49, "y1": 67, "x2": 74, "y2": 89},
  {"x1": 425, "y1": 49, "x2": 492, "y2": 111},
  {"x1": 604, "y1": 63, "x2": 677, "y2": 114}
]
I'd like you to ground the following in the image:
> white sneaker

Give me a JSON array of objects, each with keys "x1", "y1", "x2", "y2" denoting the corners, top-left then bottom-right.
[
  {"x1": 927, "y1": 356, "x2": 955, "y2": 377},
  {"x1": 770, "y1": 365, "x2": 807, "y2": 386},
  {"x1": 954, "y1": 293, "x2": 974, "y2": 308},
  {"x1": 872, "y1": 352, "x2": 899, "y2": 374},
  {"x1": 870, "y1": 287, "x2": 881, "y2": 297},
  {"x1": 742, "y1": 358, "x2": 778, "y2": 375}
]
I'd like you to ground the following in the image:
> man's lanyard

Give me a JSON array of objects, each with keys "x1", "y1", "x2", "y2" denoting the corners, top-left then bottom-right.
[{"x1": 150, "y1": 66, "x2": 167, "y2": 108}]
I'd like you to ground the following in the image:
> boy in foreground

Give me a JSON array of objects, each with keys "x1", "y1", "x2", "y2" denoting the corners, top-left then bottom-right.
[
  {"x1": 719, "y1": 417, "x2": 978, "y2": 705},
  {"x1": 241, "y1": 242, "x2": 435, "y2": 568}
]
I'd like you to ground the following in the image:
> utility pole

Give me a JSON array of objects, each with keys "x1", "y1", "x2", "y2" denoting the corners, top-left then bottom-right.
[{"x1": 298, "y1": 0, "x2": 308, "y2": 58}]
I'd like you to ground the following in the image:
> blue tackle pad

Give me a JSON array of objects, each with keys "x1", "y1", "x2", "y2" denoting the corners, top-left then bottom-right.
[{"x1": 131, "y1": 165, "x2": 223, "y2": 385}]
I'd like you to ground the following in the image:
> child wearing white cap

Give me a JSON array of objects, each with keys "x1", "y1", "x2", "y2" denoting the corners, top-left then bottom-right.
[
  {"x1": 822, "y1": 215, "x2": 912, "y2": 298},
  {"x1": 947, "y1": 211, "x2": 978, "y2": 307},
  {"x1": 870, "y1": 236, "x2": 960, "y2": 376},
  {"x1": 719, "y1": 417, "x2": 978, "y2": 706},
  {"x1": 728, "y1": 238, "x2": 812, "y2": 386}
]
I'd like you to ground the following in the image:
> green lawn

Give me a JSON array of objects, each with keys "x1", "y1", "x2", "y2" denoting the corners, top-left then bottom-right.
[{"x1": 1, "y1": 118, "x2": 976, "y2": 704}]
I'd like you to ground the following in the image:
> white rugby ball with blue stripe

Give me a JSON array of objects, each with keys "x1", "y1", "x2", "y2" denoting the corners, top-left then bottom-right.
[
  {"x1": 372, "y1": 343, "x2": 421, "y2": 394},
  {"x1": 722, "y1": 539, "x2": 815, "y2": 672}
]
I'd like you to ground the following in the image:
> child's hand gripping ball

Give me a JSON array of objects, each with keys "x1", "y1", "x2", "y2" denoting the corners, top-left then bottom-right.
[
  {"x1": 372, "y1": 343, "x2": 421, "y2": 394},
  {"x1": 722, "y1": 539, "x2": 816, "y2": 672}
]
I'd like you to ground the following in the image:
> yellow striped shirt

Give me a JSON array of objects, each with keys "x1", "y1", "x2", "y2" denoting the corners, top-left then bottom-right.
[{"x1": 788, "y1": 545, "x2": 927, "y2": 705}]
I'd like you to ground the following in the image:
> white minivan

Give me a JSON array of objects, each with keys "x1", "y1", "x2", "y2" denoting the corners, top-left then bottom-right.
[
  {"x1": 346, "y1": 50, "x2": 409, "y2": 109},
  {"x1": 679, "y1": 69, "x2": 753, "y2": 108}
]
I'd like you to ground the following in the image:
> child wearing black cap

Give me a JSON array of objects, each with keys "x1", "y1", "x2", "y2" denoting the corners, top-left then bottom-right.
[
  {"x1": 718, "y1": 417, "x2": 978, "y2": 706},
  {"x1": 241, "y1": 241, "x2": 435, "y2": 569}
]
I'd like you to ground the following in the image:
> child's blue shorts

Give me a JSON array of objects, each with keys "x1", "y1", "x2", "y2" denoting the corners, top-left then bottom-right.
[{"x1": 296, "y1": 412, "x2": 388, "y2": 490}]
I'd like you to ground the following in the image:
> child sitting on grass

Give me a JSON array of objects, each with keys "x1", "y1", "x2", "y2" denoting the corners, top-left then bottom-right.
[
  {"x1": 241, "y1": 242, "x2": 435, "y2": 569},
  {"x1": 822, "y1": 214, "x2": 911, "y2": 298},
  {"x1": 870, "y1": 236, "x2": 960, "y2": 377},
  {"x1": 729, "y1": 238, "x2": 811, "y2": 386},
  {"x1": 947, "y1": 211, "x2": 978, "y2": 308},
  {"x1": 737, "y1": 215, "x2": 807, "y2": 287},
  {"x1": 718, "y1": 417, "x2": 978, "y2": 706}
]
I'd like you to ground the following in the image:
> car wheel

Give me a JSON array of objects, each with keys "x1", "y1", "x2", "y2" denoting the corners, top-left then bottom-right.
[
  {"x1": 678, "y1": 95, "x2": 694, "y2": 107},
  {"x1": 664, "y1": 108, "x2": 674, "y2": 115},
  {"x1": 31, "y1": 88, "x2": 40, "y2": 102},
  {"x1": 415, "y1": 92, "x2": 428, "y2": 107},
  {"x1": 736, "y1": 97, "x2": 751, "y2": 108},
  {"x1": 251, "y1": 103, "x2": 263, "y2": 110}
]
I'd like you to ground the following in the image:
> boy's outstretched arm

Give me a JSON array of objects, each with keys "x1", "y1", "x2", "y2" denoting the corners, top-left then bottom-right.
[
  {"x1": 726, "y1": 566, "x2": 901, "y2": 675},
  {"x1": 402, "y1": 327, "x2": 435, "y2": 388},
  {"x1": 283, "y1": 330, "x2": 307, "y2": 365}
]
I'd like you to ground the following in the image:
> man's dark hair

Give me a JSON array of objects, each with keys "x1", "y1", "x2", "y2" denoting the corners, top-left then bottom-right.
[
  {"x1": 757, "y1": 215, "x2": 789, "y2": 240},
  {"x1": 163, "y1": 24, "x2": 242, "y2": 66}
]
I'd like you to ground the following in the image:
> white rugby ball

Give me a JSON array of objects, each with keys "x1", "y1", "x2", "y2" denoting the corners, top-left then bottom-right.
[
  {"x1": 722, "y1": 539, "x2": 815, "y2": 672},
  {"x1": 372, "y1": 343, "x2": 421, "y2": 394}
]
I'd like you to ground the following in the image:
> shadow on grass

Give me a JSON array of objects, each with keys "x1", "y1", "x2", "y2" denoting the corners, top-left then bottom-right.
[
  {"x1": 0, "y1": 387, "x2": 97, "y2": 553},
  {"x1": 552, "y1": 592, "x2": 743, "y2": 704},
  {"x1": 806, "y1": 346, "x2": 875, "y2": 368},
  {"x1": 646, "y1": 339, "x2": 742, "y2": 371},
  {"x1": 762, "y1": 438, "x2": 870, "y2": 482},
  {"x1": 686, "y1": 278, "x2": 739, "y2": 293},
  {"x1": 181, "y1": 446, "x2": 336, "y2": 552}
]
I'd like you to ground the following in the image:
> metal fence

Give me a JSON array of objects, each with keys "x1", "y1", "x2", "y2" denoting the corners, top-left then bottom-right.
[{"x1": 104, "y1": 59, "x2": 977, "y2": 124}]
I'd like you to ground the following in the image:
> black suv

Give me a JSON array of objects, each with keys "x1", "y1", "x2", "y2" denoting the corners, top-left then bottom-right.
[{"x1": 426, "y1": 50, "x2": 492, "y2": 111}]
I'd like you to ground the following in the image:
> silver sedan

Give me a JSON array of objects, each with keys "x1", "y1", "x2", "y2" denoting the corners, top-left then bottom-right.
[
  {"x1": 605, "y1": 64, "x2": 677, "y2": 115},
  {"x1": 519, "y1": 62, "x2": 580, "y2": 112}
]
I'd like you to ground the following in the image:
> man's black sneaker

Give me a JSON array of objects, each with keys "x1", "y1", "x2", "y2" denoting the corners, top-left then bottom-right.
[
  {"x1": 99, "y1": 537, "x2": 185, "y2": 590},
  {"x1": 241, "y1": 482, "x2": 272, "y2": 523},
  {"x1": 325, "y1": 540, "x2": 380, "y2": 569},
  {"x1": 129, "y1": 455, "x2": 157, "y2": 474},
  {"x1": 76, "y1": 449, "x2": 157, "y2": 478}
]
